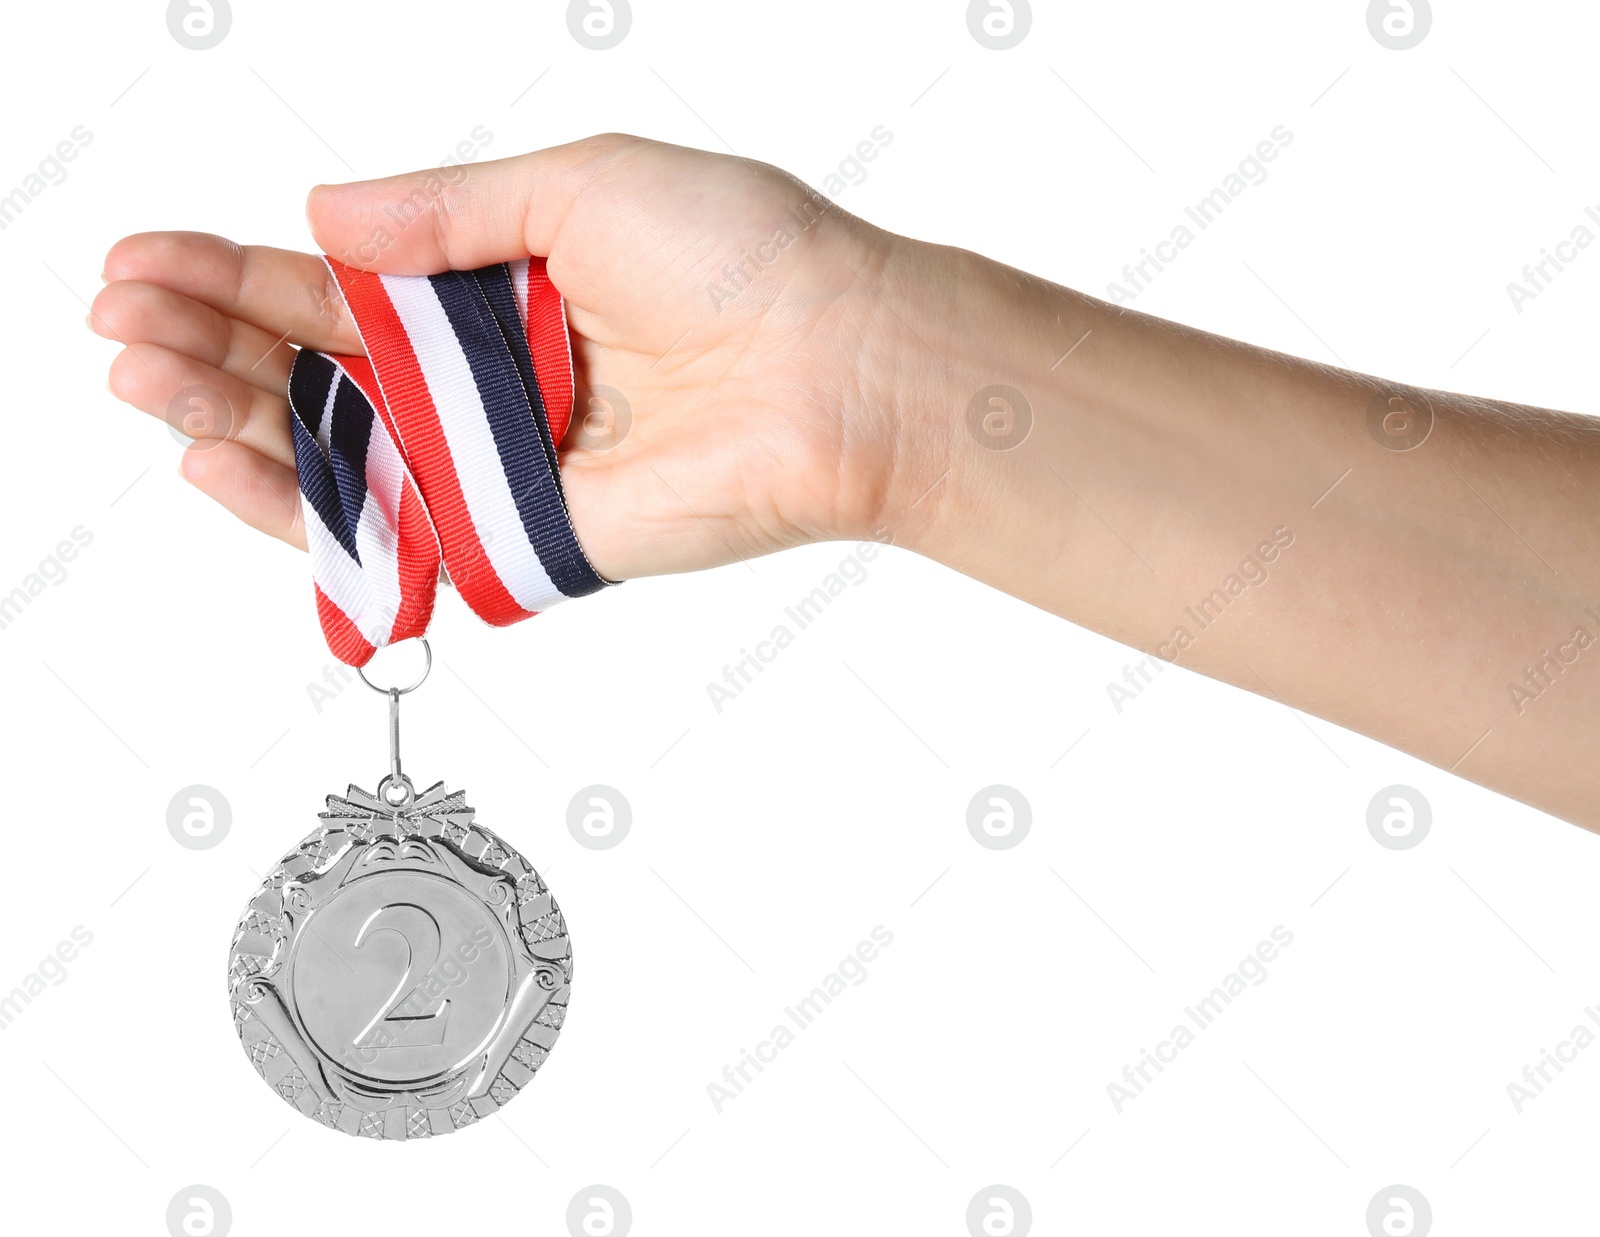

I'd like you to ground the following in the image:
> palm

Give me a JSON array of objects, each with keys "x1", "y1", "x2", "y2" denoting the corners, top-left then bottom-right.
[{"x1": 93, "y1": 135, "x2": 896, "y2": 581}]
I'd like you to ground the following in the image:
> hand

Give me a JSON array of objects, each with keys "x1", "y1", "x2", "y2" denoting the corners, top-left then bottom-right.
[
  {"x1": 91, "y1": 134, "x2": 918, "y2": 580},
  {"x1": 93, "y1": 132, "x2": 1600, "y2": 828}
]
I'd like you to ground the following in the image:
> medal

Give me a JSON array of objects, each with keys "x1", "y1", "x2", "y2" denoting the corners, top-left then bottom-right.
[
  {"x1": 231, "y1": 255, "x2": 609, "y2": 1138},
  {"x1": 228, "y1": 640, "x2": 571, "y2": 1139}
]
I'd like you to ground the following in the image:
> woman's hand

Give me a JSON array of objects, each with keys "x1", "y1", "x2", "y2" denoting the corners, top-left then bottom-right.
[
  {"x1": 91, "y1": 134, "x2": 920, "y2": 580},
  {"x1": 92, "y1": 131, "x2": 1600, "y2": 828}
]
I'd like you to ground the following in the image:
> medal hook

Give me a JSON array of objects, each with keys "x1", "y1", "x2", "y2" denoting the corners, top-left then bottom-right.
[
  {"x1": 388, "y1": 687, "x2": 403, "y2": 784},
  {"x1": 358, "y1": 638, "x2": 430, "y2": 810},
  {"x1": 377, "y1": 688, "x2": 413, "y2": 808}
]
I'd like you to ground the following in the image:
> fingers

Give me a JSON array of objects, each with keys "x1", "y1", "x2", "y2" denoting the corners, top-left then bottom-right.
[
  {"x1": 180, "y1": 439, "x2": 307, "y2": 550},
  {"x1": 108, "y1": 342, "x2": 295, "y2": 470},
  {"x1": 90, "y1": 280, "x2": 296, "y2": 395},
  {"x1": 306, "y1": 133, "x2": 644, "y2": 273},
  {"x1": 101, "y1": 231, "x2": 363, "y2": 355},
  {"x1": 96, "y1": 234, "x2": 313, "y2": 551}
]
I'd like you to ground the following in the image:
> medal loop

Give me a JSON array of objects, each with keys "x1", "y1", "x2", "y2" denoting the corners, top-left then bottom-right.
[
  {"x1": 355, "y1": 636, "x2": 432, "y2": 696},
  {"x1": 356, "y1": 638, "x2": 429, "y2": 811},
  {"x1": 375, "y1": 770, "x2": 415, "y2": 811}
]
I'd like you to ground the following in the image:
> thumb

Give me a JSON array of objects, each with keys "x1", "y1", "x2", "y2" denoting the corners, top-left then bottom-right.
[{"x1": 306, "y1": 134, "x2": 635, "y2": 274}]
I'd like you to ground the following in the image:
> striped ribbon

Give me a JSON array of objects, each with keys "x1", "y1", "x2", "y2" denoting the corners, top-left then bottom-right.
[{"x1": 287, "y1": 256, "x2": 607, "y2": 666}]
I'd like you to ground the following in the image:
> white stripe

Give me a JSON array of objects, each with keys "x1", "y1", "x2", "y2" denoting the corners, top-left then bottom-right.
[
  {"x1": 302, "y1": 496, "x2": 373, "y2": 639},
  {"x1": 316, "y1": 369, "x2": 338, "y2": 453},
  {"x1": 508, "y1": 258, "x2": 530, "y2": 331},
  {"x1": 331, "y1": 361, "x2": 403, "y2": 645},
  {"x1": 380, "y1": 273, "x2": 561, "y2": 612},
  {"x1": 353, "y1": 435, "x2": 404, "y2": 644}
]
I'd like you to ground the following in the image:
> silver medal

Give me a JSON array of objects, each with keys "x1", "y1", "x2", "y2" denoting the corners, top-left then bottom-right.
[{"x1": 227, "y1": 642, "x2": 571, "y2": 1139}]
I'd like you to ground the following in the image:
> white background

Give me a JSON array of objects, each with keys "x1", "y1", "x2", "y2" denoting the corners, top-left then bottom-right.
[{"x1": 1, "y1": 1, "x2": 1596, "y2": 1234}]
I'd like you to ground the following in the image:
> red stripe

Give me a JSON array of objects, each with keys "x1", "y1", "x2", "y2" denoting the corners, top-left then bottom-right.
[
  {"x1": 315, "y1": 583, "x2": 376, "y2": 667},
  {"x1": 335, "y1": 355, "x2": 440, "y2": 642},
  {"x1": 326, "y1": 259, "x2": 532, "y2": 627},
  {"x1": 390, "y1": 482, "x2": 439, "y2": 641},
  {"x1": 527, "y1": 257, "x2": 574, "y2": 445}
]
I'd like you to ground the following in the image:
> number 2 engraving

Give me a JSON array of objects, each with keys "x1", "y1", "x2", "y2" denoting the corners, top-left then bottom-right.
[{"x1": 350, "y1": 903, "x2": 450, "y2": 1051}]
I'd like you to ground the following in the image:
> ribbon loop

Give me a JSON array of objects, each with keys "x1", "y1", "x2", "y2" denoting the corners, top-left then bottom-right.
[{"x1": 288, "y1": 257, "x2": 607, "y2": 666}]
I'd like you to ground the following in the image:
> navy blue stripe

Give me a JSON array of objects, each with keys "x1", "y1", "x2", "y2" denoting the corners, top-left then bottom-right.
[
  {"x1": 429, "y1": 267, "x2": 605, "y2": 598},
  {"x1": 472, "y1": 266, "x2": 562, "y2": 481},
  {"x1": 287, "y1": 350, "x2": 361, "y2": 564},
  {"x1": 327, "y1": 374, "x2": 375, "y2": 555},
  {"x1": 288, "y1": 349, "x2": 337, "y2": 437},
  {"x1": 471, "y1": 264, "x2": 605, "y2": 596}
]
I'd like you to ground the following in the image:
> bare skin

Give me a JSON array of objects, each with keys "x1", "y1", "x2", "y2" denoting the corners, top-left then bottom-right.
[{"x1": 91, "y1": 134, "x2": 1600, "y2": 829}]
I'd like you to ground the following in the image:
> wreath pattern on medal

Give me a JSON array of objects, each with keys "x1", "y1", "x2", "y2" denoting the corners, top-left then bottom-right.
[{"x1": 227, "y1": 782, "x2": 572, "y2": 1139}]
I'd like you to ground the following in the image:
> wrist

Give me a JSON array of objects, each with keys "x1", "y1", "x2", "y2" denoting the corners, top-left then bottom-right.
[{"x1": 858, "y1": 235, "x2": 1104, "y2": 564}]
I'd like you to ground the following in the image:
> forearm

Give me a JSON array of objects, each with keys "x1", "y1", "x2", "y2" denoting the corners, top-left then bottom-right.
[{"x1": 868, "y1": 237, "x2": 1600, "y2": 829}]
